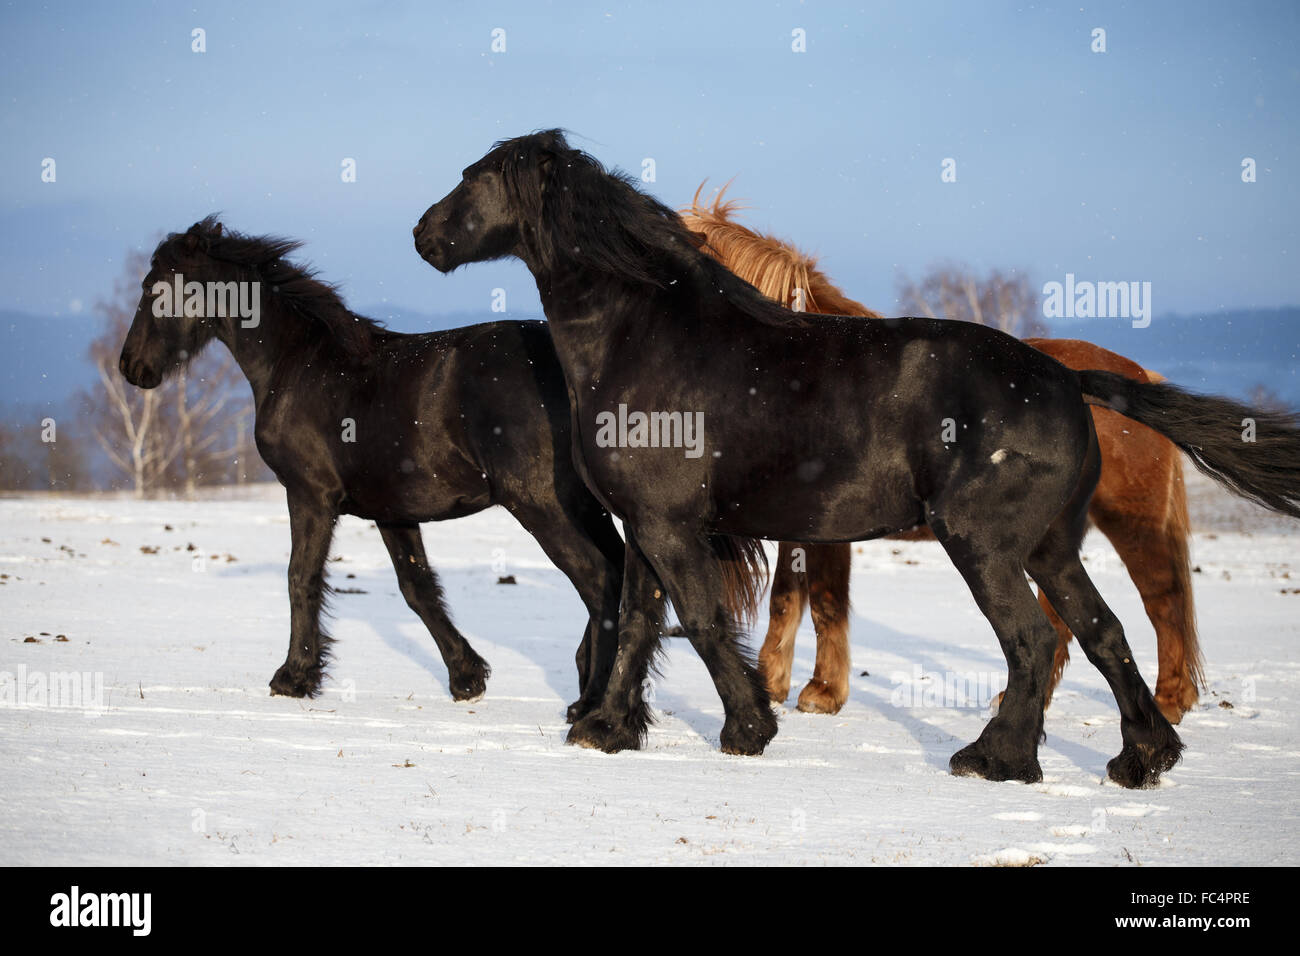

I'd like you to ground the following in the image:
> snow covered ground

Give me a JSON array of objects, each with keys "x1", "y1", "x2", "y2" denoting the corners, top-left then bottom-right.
[{"x1": 2, "y1": 473, "x2": 1297, "y2": 866}]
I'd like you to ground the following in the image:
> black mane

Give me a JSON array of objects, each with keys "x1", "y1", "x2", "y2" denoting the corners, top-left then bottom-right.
[
  {"x1": 492, "y1": 130, "x2": 807, "y2": 327},
  {"x1": 156, "y1": 215, "x2": 387, "y2": 359}
]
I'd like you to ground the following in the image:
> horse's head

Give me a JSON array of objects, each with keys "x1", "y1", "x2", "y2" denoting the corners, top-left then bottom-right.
[
  {"x1": 414, "y1": 130, "x2": 569, "y2": 273},
  {"x1": 119, "y1": 218, "x2": 230, "y2": 388},
  {"x1": 416, "y1": 130, "x2": 726, "y2": 297}
]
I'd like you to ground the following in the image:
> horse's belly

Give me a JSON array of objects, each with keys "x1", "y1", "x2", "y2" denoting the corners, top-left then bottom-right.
[
  {"x1": 341, "y1": 464, "x2": 492, "y2": 524},
  {"x1": 710, "y1": 470, "x2": 923, "y2": 542}
]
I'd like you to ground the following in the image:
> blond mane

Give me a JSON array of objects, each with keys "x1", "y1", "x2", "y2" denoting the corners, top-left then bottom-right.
[{"x1": 679, "y1": 183, "x2": 882, "y2": 318}]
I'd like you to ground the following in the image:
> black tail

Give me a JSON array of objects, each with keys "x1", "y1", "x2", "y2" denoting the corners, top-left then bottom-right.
[
  {"x1": 1079, "y1": 369, "x2": 1300, "y2": 518},
  {"x1": 711, "y1": 535, "x2": 770, "y2": 630}
]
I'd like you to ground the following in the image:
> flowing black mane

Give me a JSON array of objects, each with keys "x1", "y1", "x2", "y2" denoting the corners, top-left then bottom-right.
[
  {"x1": 492, "y1": 130, "x2": 807, "y2": 327},
  {"x1": 157, "y1": 215, "x2": 386, "y2": 358}
]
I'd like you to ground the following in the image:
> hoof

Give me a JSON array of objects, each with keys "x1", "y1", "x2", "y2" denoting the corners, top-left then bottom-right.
[
  {"x1": 720, "y1": 708, "x2": 779, "y2": 756},
  {"x1": 1154, "y1": 683, "x2": 1197, "y2": 725},
  {"x1": 796, "y1": 679, "x2": 846, "y2": 715},
  {"x1": 565, "y1": 696, "x2": 597, "y2": 724},
  {"x1": 448, "y1": 659, "x2": 490, "y2": 702},
  {"x1": 950, "y1": 742, "x2": 1043, "y2": 784},
  {"x1": 1106, "y1": 742, "x2": 1183, "y2": 789},
  {"x1": 269, "y1": 663, "x2": 321, "y2": 698},
  {"x1": 566, "y1": 713, "x2": 644, "y2": 753}
]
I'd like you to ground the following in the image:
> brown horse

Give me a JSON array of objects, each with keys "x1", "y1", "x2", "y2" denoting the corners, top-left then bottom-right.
[{"x1": 680, "y1": 186, "x2": 1202, "y2": 724}]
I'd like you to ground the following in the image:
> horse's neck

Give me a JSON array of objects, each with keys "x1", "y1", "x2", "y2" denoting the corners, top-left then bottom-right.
[
  {"x1": 216, "y1": 296, "x2": 311, "y2": 403},
  {"x1": 534, "y1": 266, "x2": 645, "y2": 389}
]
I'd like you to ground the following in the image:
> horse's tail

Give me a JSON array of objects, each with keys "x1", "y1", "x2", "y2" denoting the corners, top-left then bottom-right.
[
  {"x1": 1164, "y1": 458, "x2": 1205, "y2": 692},
  {"x1": 712, "y1": 534, "x2": 770, "y2": 630},
  {"x1": 1079, "y1": 370, "x2": 1300, "y2": 518}
]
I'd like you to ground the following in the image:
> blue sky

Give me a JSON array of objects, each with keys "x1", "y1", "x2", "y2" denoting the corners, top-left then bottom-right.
[{"x1": 1, "y1": 0, "x2": 1297, "y2": 326}]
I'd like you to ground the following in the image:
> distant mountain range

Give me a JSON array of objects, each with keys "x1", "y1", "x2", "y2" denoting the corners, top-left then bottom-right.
[
  {"x1": 0, "y1": 307, "x2": 513, "y2": 413},
  {"x1": 4, "y1": 305, "x2": 1298, "y2": 418},
  {"x1": 1046, "y1": 308, "x2": 1300, "y2": 408}
]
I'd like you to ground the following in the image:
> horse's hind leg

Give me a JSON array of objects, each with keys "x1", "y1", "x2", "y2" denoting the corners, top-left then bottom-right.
[
  {"x1": 929, "y1": 441, "x2": 1096, "y2": 781},
  {"x1": 1090, "y1": 502, "x2": 1201, "y2": 724},
  {"x1": 1036, "y1": 592, "x2": 1075, "y2": 708},
  {"x1": 378, "y1": 521, "x2": 490, "y2": 701},
  {"x1": 758, "y1": 541, "x2": 807, "y2": 705},
  {"x1": 797, "y1": 542, "x2": 852, "y2": 714},
  {"x1": 936, "y1": 542, "x2": 1059, "y2": 783},
  {"x1": 270, "y1": 495, "x2": 338, "y2": 698},
  {"x1": 993, "y1": 567, "x2": 1079, "y2": 717},
  {"x1": 567, "y1": 530, "x2": 667, "y2": 752},
  {"x1": 1025, "y1": 531, "x2": 1184, "y2": 788}
]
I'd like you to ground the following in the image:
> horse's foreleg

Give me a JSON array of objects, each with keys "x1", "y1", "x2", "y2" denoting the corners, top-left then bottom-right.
[
  {"x1": 626, "y1": 526, "x2": 776, "y2": 755},
  {"x1": 270, "y1": 496, "x2": 337, "y2": 698},
  {"x1": 798, "y1": 542, "x2": 852, "y2": 714},
  {"x1": 567, "y1": 530, "x2": 667, "y2": 753},
  {"x1": 758, "y1": 542, "x2": 807, "y2": 704},
  {"x1": 378, "y1": 521, "x2": 489, "y2": 702},
  {"x1": 509, "y1": 499, "x2": 625, "y2": 724}
]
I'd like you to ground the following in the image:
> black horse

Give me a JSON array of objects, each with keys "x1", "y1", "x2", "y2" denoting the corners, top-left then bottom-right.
[
  {"x1": 119, "y1": 217, "x2": 625, "y2": 715},
  {"x1": 414, "y1": 130, "x2": 1300, "y2": 788}
]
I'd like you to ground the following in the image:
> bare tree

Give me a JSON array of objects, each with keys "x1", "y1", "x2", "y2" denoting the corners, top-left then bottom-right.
[
  {"x1": 0, "y1": 422, "x2": 29, "y2": 489},
  {"x1": 896, "y1": 262, "x2": 1047, "y2": 338},
  {"x1": 172, "y1": 364, "x2": 245, "y2": 495},
  {"x1": 86, "y1": 259, "x2": 177, "y2": 497},
  {"x1": 35, "y1": 414, "x2": 90, "y2": 492},
  {"x1": 0, "y1": 412, "x2": 90, "y2": 492}
]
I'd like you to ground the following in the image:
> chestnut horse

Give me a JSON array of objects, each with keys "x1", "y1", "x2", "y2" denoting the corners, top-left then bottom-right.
[{"x1": 681, "y1": 187, "x2": 1202, "y2": 724}]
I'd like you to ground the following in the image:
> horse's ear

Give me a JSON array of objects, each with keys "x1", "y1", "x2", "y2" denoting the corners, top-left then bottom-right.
[
  {"x1": 183, "y1": 221, "x2": 206, "y2": 252},
  {"x1": 534, "y1": 130, "x2": 566, "y2": 178},
  {"x1": 213, "y1": 222, "x2": 223, "y2": 237},
  {"x1": 536, "y1": 129, "x2": 567, "y2": 151}
]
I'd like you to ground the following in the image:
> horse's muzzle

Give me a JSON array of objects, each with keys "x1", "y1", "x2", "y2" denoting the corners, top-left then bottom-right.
[
  {"x1": 413, "y1": 233, "x2": 450, "y2": 273},
  {"x1": 119, "y1": 354, "x2": 161, "y2": 389}
]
